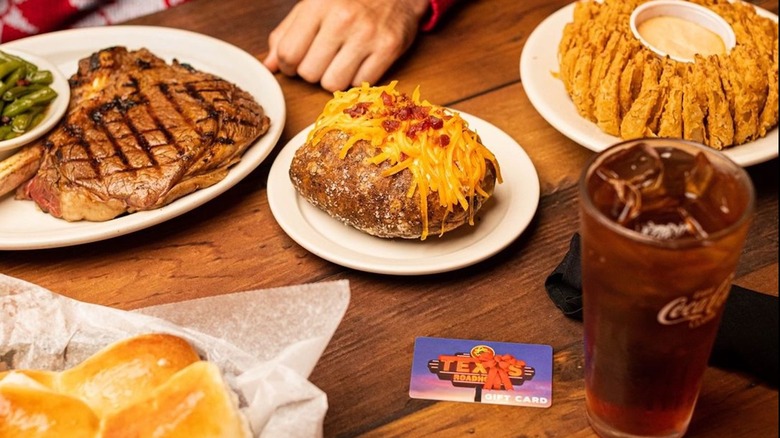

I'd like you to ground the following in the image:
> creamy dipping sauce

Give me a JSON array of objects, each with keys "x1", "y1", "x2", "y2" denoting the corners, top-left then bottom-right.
[{"x1": 637, "y1": 15, "x2": 726, "y2": 60}]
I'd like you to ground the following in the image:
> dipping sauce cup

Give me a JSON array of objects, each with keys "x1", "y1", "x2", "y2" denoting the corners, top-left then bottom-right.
[{"x1": 578, "y1": 138, "x2": 755, "y2": 438}]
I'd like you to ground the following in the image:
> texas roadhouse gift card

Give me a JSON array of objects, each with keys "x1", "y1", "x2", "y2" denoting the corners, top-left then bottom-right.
[{"x1": 409, "y1": 337, "x2": 552, "y2": 408}]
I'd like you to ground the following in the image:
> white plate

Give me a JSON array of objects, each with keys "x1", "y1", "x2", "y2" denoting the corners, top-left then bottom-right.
[
  {"x1": 267, "y1": 113, "x2": 540, "y2": 275},
  {"x1": 520, "y1": 2, "x2": 779, "y2": 167},
  {"x1": 0, "y1": 48, "x2": 70, "y2": 156},
  {"x1": 0, "y1": 26, "x2": 285, "y2": 250}
]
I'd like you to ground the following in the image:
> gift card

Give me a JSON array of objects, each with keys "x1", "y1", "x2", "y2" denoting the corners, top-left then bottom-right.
[{"x1": 409, "y1": 337, "x2": 552, "y2": 408}]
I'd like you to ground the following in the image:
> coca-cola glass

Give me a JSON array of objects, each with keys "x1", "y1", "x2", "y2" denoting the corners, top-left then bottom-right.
[{"x1": 578, "y1": 138, "x2": 755, "y2": 438}]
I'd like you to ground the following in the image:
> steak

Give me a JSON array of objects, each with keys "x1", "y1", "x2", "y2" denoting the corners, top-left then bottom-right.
[{"x1": 15, "y1": 46, "x2": 270, "y2": 221}]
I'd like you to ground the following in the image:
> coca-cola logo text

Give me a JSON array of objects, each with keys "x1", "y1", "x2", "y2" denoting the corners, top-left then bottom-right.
[{"x1": 656, "y1": 276, "x2": 732, "y2": 328}]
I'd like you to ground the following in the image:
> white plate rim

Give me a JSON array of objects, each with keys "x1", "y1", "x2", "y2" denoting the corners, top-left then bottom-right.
[
  {"x1": 267, "y1": 112, "x2": 540, "y2": 275},
  {"x1": 519, "y1": 1, "x2": 778, "y2": 167},
  {"x1": 0, "y1": 25, "x2": 286, "y2": 250}
]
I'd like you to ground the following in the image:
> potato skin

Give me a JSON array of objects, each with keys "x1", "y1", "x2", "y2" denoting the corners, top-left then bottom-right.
[{"x1": 289, "y1": 129, "x2": 497, "y2": 239}]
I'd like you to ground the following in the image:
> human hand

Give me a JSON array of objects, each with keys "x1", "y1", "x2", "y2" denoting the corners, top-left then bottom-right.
[{"x1": 263, "y1": 0, "x2": 430, "y2": 92}]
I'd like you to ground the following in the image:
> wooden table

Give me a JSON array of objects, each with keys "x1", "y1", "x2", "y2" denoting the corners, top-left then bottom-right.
[{"x1": 1, "y1": 0, "x2": 777, "y2": 436}]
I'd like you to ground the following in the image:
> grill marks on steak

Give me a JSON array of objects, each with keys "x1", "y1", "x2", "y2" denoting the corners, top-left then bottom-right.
[{"x1": 20, "y1": 46, "x2": 270, "y2": 221}]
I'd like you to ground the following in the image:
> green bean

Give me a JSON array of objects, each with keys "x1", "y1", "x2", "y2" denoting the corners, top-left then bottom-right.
[
  {"x1": 3, "y1": 84, "x2": 46, "y2": 101},
  {"x1": 10, "y1": 105, "x2": 43, "y2": 132},
  {"x1": 30, "y1": 110, "x2": 46, "y2": 129},
  {"x1": 0, "y1": 51, "x2": 18, "y2": 63},
  {"x1": 2, "y1": 87, "x2": 56, "y2": 117},
  {"x1": 25, "y1": 69, "x2": 53, "y2": 85},
  {"x1": 2, "y1": 125, "x2": 21, "y2": 140},
  {"x1": 0, "y1": 51, "x2": 37, "y2": 73},
  {"x1": 0, "y1": 51, "x2": 60, "y2": 139},
  {"x1": 11, "y1": 112, "x2": 32, "y2": 132},
  {"x1": 0, "y1": 60, "x2": 22, "y2": 80},
  {"x1": 4, "y1": 131, "x2": 22, "y2": 140},
  {"x1": 0, "y1": 65, "x2": 26, "y2": 97}
]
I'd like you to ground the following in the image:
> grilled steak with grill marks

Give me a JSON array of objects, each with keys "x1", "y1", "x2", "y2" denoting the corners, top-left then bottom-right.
[{"x1": 13, "y1": 46, "x2": 270, "y2": 221}]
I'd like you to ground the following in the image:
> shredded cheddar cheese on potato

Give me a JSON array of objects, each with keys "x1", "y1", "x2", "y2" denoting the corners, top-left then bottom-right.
[{"x1": 306, "y1": 81, "x2": 502, "y2": 239}]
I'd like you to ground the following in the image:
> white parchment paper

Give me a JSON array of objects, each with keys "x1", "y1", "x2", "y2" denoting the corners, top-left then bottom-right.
[{"x1": 0, "y1": 274, "x2": 350, "y2": 437}]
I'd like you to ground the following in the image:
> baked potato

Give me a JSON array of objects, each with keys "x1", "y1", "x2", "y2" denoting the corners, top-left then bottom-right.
[{"x1": 289, "y1": 81, "x2": 501, "y2": 240}]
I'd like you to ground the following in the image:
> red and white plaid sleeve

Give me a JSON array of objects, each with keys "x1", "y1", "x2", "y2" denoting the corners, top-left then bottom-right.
[
  {"x1": 421, "y1": 0, "x2": 460, "y2": 32},
  {"x1": 0, "y1": 0, "x2": 190, "y2": 43},
  {"x1": 2, "y1": 0, "x2": 459, "y2": 43}
]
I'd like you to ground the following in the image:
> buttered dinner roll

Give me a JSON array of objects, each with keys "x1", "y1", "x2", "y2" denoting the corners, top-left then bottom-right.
[
  {"x1": 0, "y1": 333, "x2": 251, "y2": 438},
  {"x1": 100, "y1": 361, "x2": 252, "y2": 438},
  {"x1": 57, "y1": 333, "x2": 201, "y2": 417},
  {"x1": 0, "y1": 373, "x2": 100, "y2": 438},
  {"x1": 0, "y1": 369, "x2": 57, "y2": 389}
]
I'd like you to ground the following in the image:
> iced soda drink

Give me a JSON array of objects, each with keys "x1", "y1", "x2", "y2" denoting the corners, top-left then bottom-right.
[{"x1": 578, "y1": 139, "x2": 754, "y2": 438}]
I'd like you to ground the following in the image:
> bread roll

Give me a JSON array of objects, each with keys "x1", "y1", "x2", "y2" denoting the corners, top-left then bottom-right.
[
  {"x1": 290, "y1": 81, "x2": 501, "y2": 239},
  {"x1": 0, "y1": 333, "x2": 251, "y2": 438},
  {"x1": 100, "y1": 361, "x2": 251, "y2": 438},
  {"x1": 0, "y1": 372, "x2": 100, "y2": 438},
  {"x1": 57, "y1": 333, "x2": 200, "y2": 417},
  {"x1": 0, "y1": 369, "x2": 57, "y2": 389}
]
